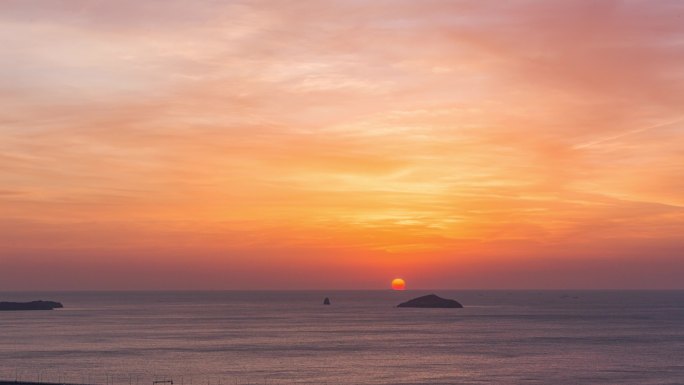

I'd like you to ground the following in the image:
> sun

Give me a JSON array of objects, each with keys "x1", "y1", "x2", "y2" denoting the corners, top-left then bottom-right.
[{"x1": 391, "y1": 278, "x2": 406, "y2": 291}]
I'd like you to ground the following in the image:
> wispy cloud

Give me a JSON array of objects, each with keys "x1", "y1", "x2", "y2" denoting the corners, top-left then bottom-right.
[{"x1": 1, "y1": 0, "x2": 683, "y2": 289}]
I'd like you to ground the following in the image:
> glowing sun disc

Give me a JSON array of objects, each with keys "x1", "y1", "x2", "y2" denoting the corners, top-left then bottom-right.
[{"x1": 391, "y1": 278, "x2": 406, "y2": 290}]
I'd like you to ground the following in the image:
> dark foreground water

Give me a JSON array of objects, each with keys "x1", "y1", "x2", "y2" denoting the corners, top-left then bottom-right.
[{"x1": 1, "y1": 291, "x2": 683, "y2": 385}]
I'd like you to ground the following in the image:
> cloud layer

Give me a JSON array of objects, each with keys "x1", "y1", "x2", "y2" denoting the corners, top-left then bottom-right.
[{"x1": 1, "y1": 0, "x2": 683, "y2": 289}]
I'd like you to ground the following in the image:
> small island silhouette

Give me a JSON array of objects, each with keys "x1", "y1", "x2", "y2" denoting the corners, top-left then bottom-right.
[{"x1": 397, "y1": 294, "x2": 463, "y2": 308}]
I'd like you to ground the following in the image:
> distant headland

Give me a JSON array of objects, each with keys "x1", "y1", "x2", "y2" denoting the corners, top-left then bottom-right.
[{"x1": 0, "y1": 300, "x2": 63, "y2": 311}]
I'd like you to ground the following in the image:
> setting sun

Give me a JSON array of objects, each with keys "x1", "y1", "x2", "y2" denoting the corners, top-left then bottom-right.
[{"x1": 391, "y1": 278, "x2": 406, "y2": 291}]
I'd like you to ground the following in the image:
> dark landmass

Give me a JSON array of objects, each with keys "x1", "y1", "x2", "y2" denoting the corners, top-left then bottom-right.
[
  {"x1": 0, "y1": 300, "x2": 63, "y2": 311},
  {"x1": 0, "y1": 381, "x2": 84, "y2": 385},
  {"x1": 323, "y1": 297, "x2": 331, "y2": 305},
  {"x1": 397, "y1": 294, "x2": 463, "y2": 308}
]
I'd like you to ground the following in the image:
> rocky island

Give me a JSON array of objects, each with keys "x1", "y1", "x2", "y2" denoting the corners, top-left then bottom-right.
[
  {"x1": 0, "y1": 300, "x2": 63, "y2": 311},
  {"x1": 397, "y1": 294, "x2": 463, "y2": 308}
]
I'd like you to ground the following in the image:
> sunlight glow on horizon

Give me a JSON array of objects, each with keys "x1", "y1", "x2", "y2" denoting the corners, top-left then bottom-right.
[{"x1": 0, "y1": 0, "x2": 683, "y2": 290}]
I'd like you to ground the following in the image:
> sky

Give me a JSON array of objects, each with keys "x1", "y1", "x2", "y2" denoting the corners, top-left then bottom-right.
[{"x1": 1, "y1": 0, "x2": 683, "y2": 290}]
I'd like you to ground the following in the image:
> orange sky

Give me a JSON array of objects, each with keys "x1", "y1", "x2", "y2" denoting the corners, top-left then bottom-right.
[{"x1": 1, "y1": 1, "x2": 683, "y2": 290}]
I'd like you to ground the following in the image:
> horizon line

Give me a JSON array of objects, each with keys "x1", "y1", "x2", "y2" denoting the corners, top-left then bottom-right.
[{"x1": 2, "y1": 288, "x2": 683, "y2": 292}]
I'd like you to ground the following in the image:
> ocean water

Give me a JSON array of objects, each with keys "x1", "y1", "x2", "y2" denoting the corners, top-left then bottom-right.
[{"x1": 1, "y1": 290, "x2": 683, "y2": 385}]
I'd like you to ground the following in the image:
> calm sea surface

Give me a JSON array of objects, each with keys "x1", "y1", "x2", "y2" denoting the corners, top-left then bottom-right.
[{"x1": 1, "y1": 291, "x2": 683, "y2": 385}]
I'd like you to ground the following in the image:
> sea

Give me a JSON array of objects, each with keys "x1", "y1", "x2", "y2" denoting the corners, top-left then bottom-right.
[{"x1": 1, "y1": 290, "x2": 683, "y2": 385}]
